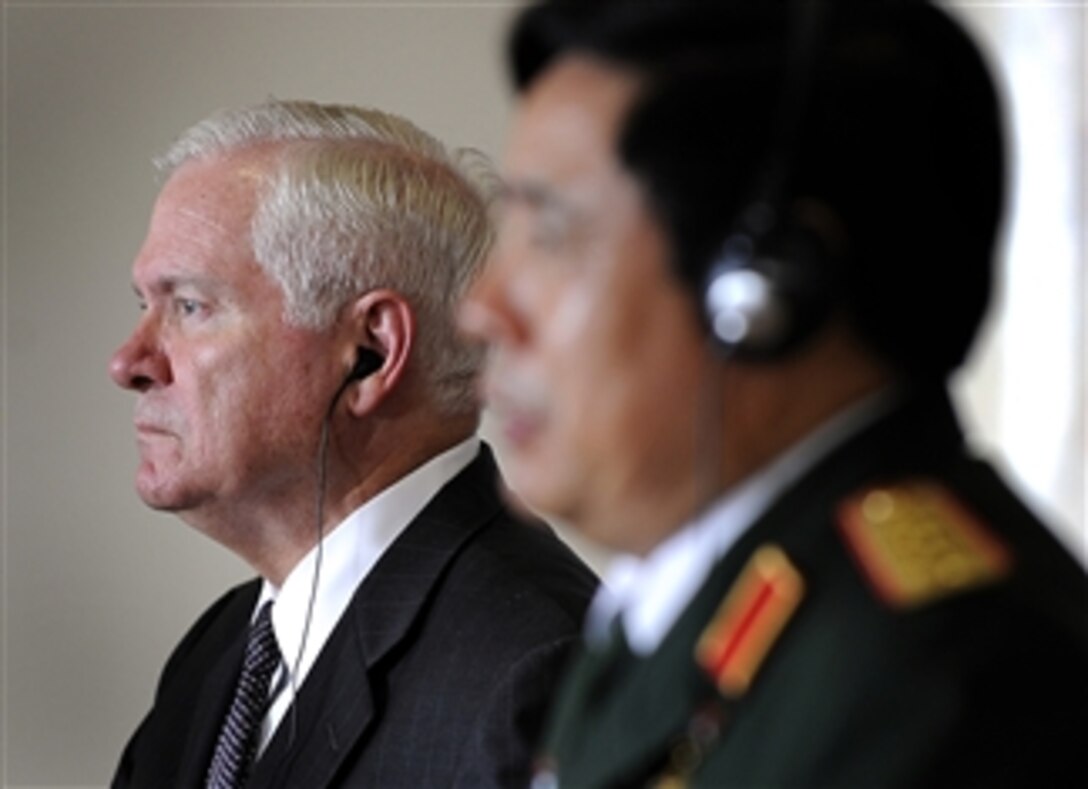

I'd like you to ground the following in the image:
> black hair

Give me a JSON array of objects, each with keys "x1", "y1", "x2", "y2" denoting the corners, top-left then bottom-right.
[{"x1": 509, "y1": 0, "x2": 1005, "y2": 382}]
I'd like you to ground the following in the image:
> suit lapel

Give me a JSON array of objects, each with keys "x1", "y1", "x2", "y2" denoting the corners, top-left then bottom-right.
[
  {"x1": 248, "y1": 627, "x2": 375, "y2": 788},
  {"x1": 351, "y1": 448, "x2": 502, "y2": 663},
  {"x1": 175, "y1": 636, "x2": 246, "y2": 787},
  {"x1": 252, "y1": 446, "x2": 505, "y2": 787}
]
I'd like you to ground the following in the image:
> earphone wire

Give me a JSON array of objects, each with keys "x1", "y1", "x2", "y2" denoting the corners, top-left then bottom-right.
[
  {"x1": 696, "y1": 335, "x2": 731, "y2": 518},
  {"x1": 285, "y1": 378, "x2": 350, "y2": 748},
  {"x1": 698, "y1": 1, "x2": 829, "y2": 520}
]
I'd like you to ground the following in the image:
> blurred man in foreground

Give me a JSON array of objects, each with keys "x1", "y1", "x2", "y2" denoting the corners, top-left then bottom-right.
[
  {"x1": 110, "y1": 99, "x2": 596, "y2": 788},
  {"x1": 459, "y1": 1, "x2": 1088, "y2": 785}
]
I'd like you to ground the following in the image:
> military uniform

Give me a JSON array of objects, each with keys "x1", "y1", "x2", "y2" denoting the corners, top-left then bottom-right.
[{"x1": 539, "y1": 387, "x2": 1088, "y2": 787}]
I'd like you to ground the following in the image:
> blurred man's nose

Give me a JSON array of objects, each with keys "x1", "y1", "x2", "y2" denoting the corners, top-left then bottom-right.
[{"x1": 458, "y1": 253, "x2": 529, "y2": 349}]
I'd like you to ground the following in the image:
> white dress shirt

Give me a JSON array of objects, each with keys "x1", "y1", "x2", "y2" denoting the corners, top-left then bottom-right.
[
  {"x1": 252, "y1": 435, "x2": 480, "y2": 753},
  {"x1": 588, "y1": 391, "x2": 895, "y2": 656}
]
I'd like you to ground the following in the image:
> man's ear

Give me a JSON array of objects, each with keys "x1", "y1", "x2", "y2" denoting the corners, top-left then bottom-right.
[{"x1": 342, "y1": 289, "x2": 415, "y2": 415}]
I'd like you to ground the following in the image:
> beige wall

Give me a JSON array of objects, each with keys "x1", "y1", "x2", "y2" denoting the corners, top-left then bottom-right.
[{"x1": 1, "y1": 1, "x2": 1082, "y2": 785}]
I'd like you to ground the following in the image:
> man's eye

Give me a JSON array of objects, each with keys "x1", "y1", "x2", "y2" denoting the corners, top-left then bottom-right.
[
  {"x1": 531, "y1": 224, "x2": 566, "y2": 251},
  {"x1": 529, "y1": 214, "x2": 576, "y2": 253},
  {"x1": 175, "y1": 298, "x2": 204, "y2": 317}
]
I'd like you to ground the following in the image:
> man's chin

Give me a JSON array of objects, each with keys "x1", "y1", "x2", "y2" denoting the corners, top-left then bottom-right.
[
  {"x1": 495, "y1": 481, "x2": 540, "y2": 521},
  {"x1": 503, "y1": 462, "x2": 579, "y2": 529},
  {"x1": 136, "y1": 490, "x2": 187, "y2": 512},
  {"x1": 135, "y1": 474, "x2": 198, "y2": 513}
]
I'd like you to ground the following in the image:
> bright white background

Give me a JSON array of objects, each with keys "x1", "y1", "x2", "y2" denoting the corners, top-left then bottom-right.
[{"x1": 1, "y1": 1, "x2": 1083, "y2": 786}]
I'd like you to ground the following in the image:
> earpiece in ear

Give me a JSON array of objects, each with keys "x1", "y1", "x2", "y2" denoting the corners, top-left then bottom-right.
[{"x1": 347, "y1": 347, "x2": 383, "y2": 383}]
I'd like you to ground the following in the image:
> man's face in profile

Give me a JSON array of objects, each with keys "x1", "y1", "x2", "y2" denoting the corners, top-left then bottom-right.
[
  {"x1": 459, "y1": 56, "x2": 710, "y2": 554},
  {"x1": 109, "y1": 151, "x2": 338, "y2": 527}
]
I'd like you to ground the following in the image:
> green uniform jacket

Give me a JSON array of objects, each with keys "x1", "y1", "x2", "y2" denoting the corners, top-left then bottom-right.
[{"x1": 540, "y1": 387, "x2": 1088, "y2": 788}]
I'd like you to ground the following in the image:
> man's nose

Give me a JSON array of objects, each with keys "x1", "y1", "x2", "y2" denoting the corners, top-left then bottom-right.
[
  {"x1": 457, "y1": 255, "x2": 528, "y2": 349},
  {"x1": 109, "y1": 318, "x2": 171, "y2": 392}
]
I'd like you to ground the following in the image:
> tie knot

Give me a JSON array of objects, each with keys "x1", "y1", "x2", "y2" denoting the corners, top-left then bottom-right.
[{"x1": 244, "y1": 601, "x2": 280, "y2": 677}]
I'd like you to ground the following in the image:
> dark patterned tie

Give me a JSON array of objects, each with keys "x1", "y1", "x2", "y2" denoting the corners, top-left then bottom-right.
[{"x1": 206, "y1": 601, "x2": 281, "y2": 789}]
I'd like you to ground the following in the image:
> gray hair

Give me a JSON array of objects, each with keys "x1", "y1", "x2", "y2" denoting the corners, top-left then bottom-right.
[{"x1": 157, "y1": 100, "x2": 497, "y2": 415}]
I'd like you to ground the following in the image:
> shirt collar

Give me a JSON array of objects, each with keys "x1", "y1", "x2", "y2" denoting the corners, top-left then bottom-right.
[{"x1": 255, "y1": 435, "x2": 480, "y2": 685}]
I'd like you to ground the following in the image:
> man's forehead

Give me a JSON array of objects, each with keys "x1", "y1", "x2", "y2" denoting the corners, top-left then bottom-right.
[
  {"x1": 143, "y1": 189, "x2": 250, "y2": 261},
  {"x1": 145, "y1": 151, "x2": 269, "y2": 245},
  {"x1": 133, "y1": 155, "x2": 273, "y2": 292},
  {"x1": 516, "y1": 55, "x2": 642, "y2": 141},
  {"x1": 172, "y1": 204, "x2": 229, "y2": 234},
  {"x1": 503, "y1": 56, "x2": 643, "y2": 194},
  {"x1": 153, "y1": 147, "x2": 274, "y2": 226},
  {"x1": 167, "y1": 142, "x2": 277, "y2": 186}
]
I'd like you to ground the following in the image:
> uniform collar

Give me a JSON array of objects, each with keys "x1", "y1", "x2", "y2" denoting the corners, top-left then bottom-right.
[{"x1": 590, "y1": 390, "x2": 897, "y2": 655}]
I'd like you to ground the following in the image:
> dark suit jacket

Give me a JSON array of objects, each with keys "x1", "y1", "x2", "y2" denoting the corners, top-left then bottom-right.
[
  {"x1": 541, "y1": 388, "x2": 1088, "y2": 788},
  {"x1": 113, "y1": 445, "x2": 598, "y2": 788}
]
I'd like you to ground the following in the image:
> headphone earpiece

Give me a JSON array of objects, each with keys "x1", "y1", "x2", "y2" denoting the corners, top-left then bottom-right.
[
  {"x1": 347, "y1": 347, "x2": 383, "y2": 383},
  {"x1": 703, "y1": 202, "x2": 833, "y2": 359}
]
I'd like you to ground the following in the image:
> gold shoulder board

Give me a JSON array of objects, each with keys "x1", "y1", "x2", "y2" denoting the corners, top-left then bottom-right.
[{"x1": 837, "y1": 480, "x2": 1013, "y2": 609}]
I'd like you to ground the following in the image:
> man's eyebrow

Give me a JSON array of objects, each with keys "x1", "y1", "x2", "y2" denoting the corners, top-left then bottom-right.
[
  {"x1": 498, "y1": 179, "x2": 570, "y2": 213},
  {"x1": 501, "y1": 181, "x2": 599, "y2": 237},
  {"x1": 131, "y1": 274, "x2": 219, "y2": 298}
]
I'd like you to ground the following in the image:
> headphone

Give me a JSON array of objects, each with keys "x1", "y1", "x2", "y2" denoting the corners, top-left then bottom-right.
[
  {"x1": 347, "y1": 347, "x2": 383, "y2": 383},
  {"x1": 323, "y1": 347, "x2": 383, "y2": 415},
  {"x1": 700, "y1": 0, "x2": 838, "y2": 360}
]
